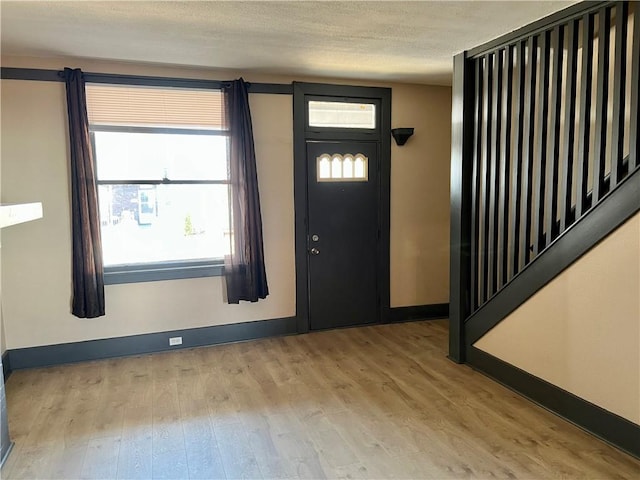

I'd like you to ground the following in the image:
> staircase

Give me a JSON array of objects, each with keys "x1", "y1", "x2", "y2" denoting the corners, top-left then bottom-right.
[{"x1": 449, "y1": 0, "x2": 640, "y2": 458}]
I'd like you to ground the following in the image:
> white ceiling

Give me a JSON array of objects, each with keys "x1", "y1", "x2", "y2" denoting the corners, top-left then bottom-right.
[{"x1": 1, "y1": 1, "x2": 577, "y2": 85}]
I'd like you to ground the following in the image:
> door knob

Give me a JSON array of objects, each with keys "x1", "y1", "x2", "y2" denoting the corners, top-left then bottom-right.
[{"x1": 310, "y1": 247, "x2": 320, "y2": 255}]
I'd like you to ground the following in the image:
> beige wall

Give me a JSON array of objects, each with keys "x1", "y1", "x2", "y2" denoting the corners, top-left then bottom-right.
[
  {"x1": 0, "y1": 56, "x2": 451, "y2": 349},
  {"x1": 0, "y1": 249, "x2": 4, "y2": 354},
  {"x1": 475, "y1": 213, "x2": 640, "y2": 424},
  {"x1": 0, "y1": 315, "x2": 5, "y2": 356},
  {"x1": 0, "y1": 142, "x2": 3, "y2": 355},
  {"x1": 0, "y1": 82, "x2": 4, "y2": 354},
  {"x1": 390, "y1": 84, "x2": 451, "y2": 306},
  {"x1": 1, "y1": 78, "x2": 295, "y2": 349}
]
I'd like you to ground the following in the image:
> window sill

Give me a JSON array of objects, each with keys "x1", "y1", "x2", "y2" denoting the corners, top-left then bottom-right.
[{"x1": 104, "y1": 261, "x2": 223, "y2": 285}]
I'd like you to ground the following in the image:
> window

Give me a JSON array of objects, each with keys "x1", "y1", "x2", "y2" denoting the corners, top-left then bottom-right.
[
  {"x1": 308, "y1": 101, "x2": 376, "y2": 129},
  {"x1": 317, "y1": 153, "x2": 369, "y2": 182},
  {"x1": 86, "y1": 84, "x2": 230, "y2": 283}
]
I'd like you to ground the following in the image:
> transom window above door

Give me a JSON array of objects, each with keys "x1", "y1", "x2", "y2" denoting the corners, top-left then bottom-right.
[
  {"x1": 317, "y1": 153, "x2": 369, "y2": 182},
  {"x1": 308, "y1": 101, "x2": 376, "y2": 129}
]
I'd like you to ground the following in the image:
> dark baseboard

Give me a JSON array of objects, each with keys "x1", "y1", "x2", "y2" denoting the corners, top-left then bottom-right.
[
  {"x1": 1, "y1": 352, "x2": 10, "y2": 383},
  {"x1": 8, "y1": 316, "x2": 297, "y2": 370},
  {"x1": 467, "y1": 346, "x2": 640, "y2": 460},
  {"x1": 388, "y1": 303, "x2": 449, "y2": 322},
  {"x1": 4, "y1": 307, "x2": 449, "y2": 371}
]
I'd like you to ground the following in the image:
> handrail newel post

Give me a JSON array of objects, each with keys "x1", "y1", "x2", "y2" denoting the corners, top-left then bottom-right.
[{"x1": 449, "y1": 51, "x2": 475, "y2": 363}]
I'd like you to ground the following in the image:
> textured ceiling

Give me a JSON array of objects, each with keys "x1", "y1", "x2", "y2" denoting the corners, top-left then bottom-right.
[{"x1": 1, "y1": 1, "x2": 577, "y2": 85}]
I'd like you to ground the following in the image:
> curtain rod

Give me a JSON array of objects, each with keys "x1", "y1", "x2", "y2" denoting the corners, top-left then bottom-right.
[{"x1": 1, "y1": 67, "x2": 293, "y2": 95}]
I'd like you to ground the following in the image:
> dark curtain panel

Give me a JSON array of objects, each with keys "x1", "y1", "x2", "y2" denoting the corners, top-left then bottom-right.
[
  {"x1": 64, "y1": 68, "x2": 105, "y2": 318},
  {"x1": 224, "y1": 78, "x2": 269, "y2": 303}
]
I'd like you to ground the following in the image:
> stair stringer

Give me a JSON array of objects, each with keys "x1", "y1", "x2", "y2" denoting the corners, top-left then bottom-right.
[{"x1": 464, "y1": 167, "x2": 640, "y2": 348}]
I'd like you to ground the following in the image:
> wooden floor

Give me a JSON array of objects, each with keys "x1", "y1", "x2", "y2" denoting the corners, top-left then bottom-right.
[{"x1": 1, "y1": 320, "x2": 638, "y2": 479}]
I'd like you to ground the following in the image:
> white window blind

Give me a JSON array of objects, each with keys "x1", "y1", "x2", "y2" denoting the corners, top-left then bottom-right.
[{"x1": 85, "y1": 84, "x2": 226, "y2": 129}]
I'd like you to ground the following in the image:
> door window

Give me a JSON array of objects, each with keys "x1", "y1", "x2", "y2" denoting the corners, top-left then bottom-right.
[{"x1": 317, "y1": 154, "x2": 369, "y2": 182}]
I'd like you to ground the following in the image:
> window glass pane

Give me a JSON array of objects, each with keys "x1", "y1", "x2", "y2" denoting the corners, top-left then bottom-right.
[
  {"x1": 316, "y1": 154, "x2": 368, "y2": 182},
  {"x1": 331, "y1": 156, "x2": 342, "y2": 178},
  {"x1": 343, "y1": 156, "x2": 354, "y2": 178},
  {"x1": 98, "y1": 184, "x2": 230, "y2": 266},
  {"x1": 308, "y1": 101, "x2": 376, "y2": 129},
  {"x1": 354, "y1": 156, "x2": 366, "y2": 179},
  {"x1": 94, "y1": 131, "x2": 228, "y2": 181},
  {"x1": 318, "y1": 156, "x2": 331, "y2": 179}
]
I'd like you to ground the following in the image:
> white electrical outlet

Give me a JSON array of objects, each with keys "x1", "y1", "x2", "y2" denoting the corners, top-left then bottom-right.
[{"x1": 169, "y1": 336, "x2": 183, "y2": 346}]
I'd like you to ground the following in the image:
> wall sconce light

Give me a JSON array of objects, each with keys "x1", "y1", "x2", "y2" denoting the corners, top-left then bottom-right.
[{"x1": 391, "y1": 128, "x2": 414, "y2": 146}]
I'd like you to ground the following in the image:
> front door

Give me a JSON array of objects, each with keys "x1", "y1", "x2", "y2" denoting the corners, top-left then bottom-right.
[{"x1": 307, "y1": 141, "x2": 379, "y2": 330}]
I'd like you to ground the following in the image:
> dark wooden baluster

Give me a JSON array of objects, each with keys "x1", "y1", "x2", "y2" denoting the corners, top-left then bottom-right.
[
  {"x1": 479, "y1": 54, "x2": 492, "y2": 306},
  {"x1": 532, "y1": 31, "x2": 550, "y2": 256},
  {"x1": 630, "y1": 3, "x2": 640, "y2": 172},
  {"x1": 510, "y1": 41, "x2": 526, "y2": 277},
  {"x1": 498, "y1": 45, "x2": 513, "y2": 288},
  {"x1": 488, "y1": 50, "x2": 503, "y2": 297},
  {"x1": 470, "y1": 58, "x2": 483, "y2": 312},
  {"x1": 520, "y1": 35, "x2": 538, "y2": 267},
  {"x1": 611, "y1": 2, "x2": 628, "y2": 188},
  {"x1": 545, "y1": 25, "x2": 564, "y2": 247},
  {"x1": 593, "y1": 6, "x2": 611, "y2": 202},
  {"x1": 559, "y1": 19, "x2": 579, "y2": 233},
  {"x1": 576, "y1": 13, "x2": 595, "y2": 218}
]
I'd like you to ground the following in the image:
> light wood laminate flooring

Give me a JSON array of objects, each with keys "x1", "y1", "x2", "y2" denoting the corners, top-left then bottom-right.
[{"x1": 2, "y1": 320, "x2": 639, "y2": 479}]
